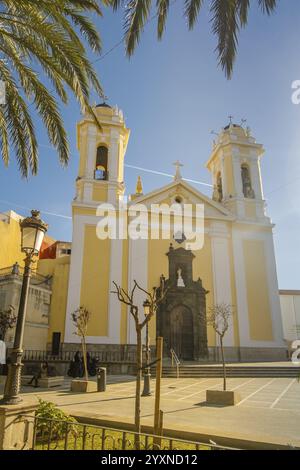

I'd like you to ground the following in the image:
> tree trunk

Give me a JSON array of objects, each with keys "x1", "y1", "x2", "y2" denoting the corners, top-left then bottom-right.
[
  {"x1": 81, "y1": 337, "x2": 88, "y2": 382},
  {"x1": 220, "y1": 336, "x2": 226, "y2": 391},
  {"x1": 134, "y1": 326, "x2": 142, "y2": 450}
]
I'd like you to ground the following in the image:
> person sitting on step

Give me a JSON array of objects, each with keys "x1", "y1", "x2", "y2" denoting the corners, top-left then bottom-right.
[{"x1": 28, "y1": 361, "x2": 49, "y2": 388}]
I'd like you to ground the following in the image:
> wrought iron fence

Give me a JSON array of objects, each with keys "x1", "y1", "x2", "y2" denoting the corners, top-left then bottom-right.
[
  {"x1": 23, "y1": 416, "x2": 237, "y2": 451},
  {"x1": 22, "y1": 349, "x2": 137, "y2": 363}
]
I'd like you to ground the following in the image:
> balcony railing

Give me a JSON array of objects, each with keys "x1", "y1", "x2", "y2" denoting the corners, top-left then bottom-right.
[{"x1": 0, "y1": 265, "x2": 52, "y2": 286}]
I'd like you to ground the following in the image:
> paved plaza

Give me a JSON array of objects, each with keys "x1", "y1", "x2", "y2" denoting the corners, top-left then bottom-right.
[{"x1": 1, "y1": 374, "x2": 300, "y2": 448}]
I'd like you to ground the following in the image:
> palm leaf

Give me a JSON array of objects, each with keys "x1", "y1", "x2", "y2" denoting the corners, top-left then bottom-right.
[
  {"x1": 112, "y1": 0, "x2": 278, "y2": 79},
  {"x1": 0, "y1": 0, "x2": 105, "y2": 176},
  {"x1": 156, "y1": 0, "x2": 170, "y2": 39},
  {"x1": 258, "y1": 0, "x2": 277, "y2": 14},
  {"x1": 124, "y1": 0, "x2": 152, "y2": 57},
  {"x1": 210, "y1": 0, "x2": 239, "y2": 79},
  {"x1": 237, "y1": 0, "x2": 250, "y2": 27},
  {"x1": 184, "y1": 0, "x2": 203, "y2": 30}
]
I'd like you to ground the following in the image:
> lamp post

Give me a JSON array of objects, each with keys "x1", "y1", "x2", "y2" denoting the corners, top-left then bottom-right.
[
  {"x1": 142, "y1": 299, "x2": 151, "y2": 397},
  {"x1": 1, "y1": 210, "x2": 47, "y2": 404}
]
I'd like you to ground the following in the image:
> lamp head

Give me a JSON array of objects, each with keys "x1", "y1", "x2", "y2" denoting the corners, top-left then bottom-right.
[
  {"x1": 20, "y1": 210, "x2": 48, "y2": 256},
  {"x1": 143, "y1": 299, "x2": 151, "y2": 316}
]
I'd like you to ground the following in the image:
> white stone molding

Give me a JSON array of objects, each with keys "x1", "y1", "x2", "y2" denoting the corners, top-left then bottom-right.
[
  {"x1": 85, "y1": 126, "x2": 97, "y2": 179},
  {"x1": 209, "y1": 222, "x2": 234, "y2": 346}
]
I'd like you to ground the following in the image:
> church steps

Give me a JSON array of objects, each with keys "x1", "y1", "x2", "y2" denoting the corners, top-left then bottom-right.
[{"x1": 151, "y1": 366, "x2": 300, "y2": 378}]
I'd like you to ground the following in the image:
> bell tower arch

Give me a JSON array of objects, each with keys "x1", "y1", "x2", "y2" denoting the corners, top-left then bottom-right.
[
  {"x1": 75, "y1": 102, "x2": 130, "y2": 205},
  {"x1": 206, "y1": 123, "x2": 267, "y2": 222}
]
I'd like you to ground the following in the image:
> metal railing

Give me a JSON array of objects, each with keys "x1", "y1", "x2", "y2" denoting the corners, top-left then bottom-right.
[
  {"x1": 0, "y1": 265, "x2": 52, "y2": 286},
  {"x1": 22, "y1": 349, "x2": 137, "y2": 363},
  {"x1": 170, "y1": 348, "x2": 180, "y2": 378},
  {"x1": 22, "y1": 416, "x2": 237, "y2": 451}
]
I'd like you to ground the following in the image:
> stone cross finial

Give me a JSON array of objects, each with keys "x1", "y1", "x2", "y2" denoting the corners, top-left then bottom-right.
[
  {"x1": 135, "y1": 175, "x2": 143, "y2": 194},
  {"x1": 173, "y1": 160, "x2": 183, "y2": 181}
]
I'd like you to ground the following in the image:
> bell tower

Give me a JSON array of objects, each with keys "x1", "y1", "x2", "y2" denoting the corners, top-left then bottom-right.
[
  {"x1": 75, "y1": 102, "x2": 130, "y2": 205},
  {"x1": 206, "y1": 123, "x2": 268, "y2": 221}
]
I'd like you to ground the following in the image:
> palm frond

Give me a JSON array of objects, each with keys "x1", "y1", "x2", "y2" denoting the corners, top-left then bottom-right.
[
  {"x1": 0, "y1": 0, "x2": 104, "y2": 176},
  {"x1": 184, "y1": 0, "x2": 203, "y2": 30},
  {"x1": 237, "y1": 0, "x2": 250, "y2": 27},
  {"x1": 124, "y1": 0, "x2": 152, "y2": 57},
  {"x1": 63, "y1": 7, "x2": 102, "y2": 52},
  {"x1": 0, "y1": 108, "x2": 10, "y2": 167},
  {"x1": 210, "y1": 0, "x2": 239, "y2": 79},
  {"x1": 156, "y1": 0, "x2": 170, "y2": 39},
  {"x1": 258, "y1": 0, "x2": 277, "y2": 15},
  {"x1": 109, "y1": 0, "x2": 124, "y2": 10},
  {"x1": 112, "y1": 0, "x2": 278, "y2": 79}
]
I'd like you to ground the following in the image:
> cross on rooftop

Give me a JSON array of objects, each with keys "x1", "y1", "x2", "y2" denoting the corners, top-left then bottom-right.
[{"x1": 173, "y1": 160, "x2": 183, "y2": 181}]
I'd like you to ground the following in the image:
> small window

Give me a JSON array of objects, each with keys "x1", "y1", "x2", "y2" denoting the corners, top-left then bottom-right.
[
  {"x1": 60, "y1": 248, "x2": 71, "y2": 255},
  {"x1": 95, "y1": 146, "x2": 108, "y2": 180}
]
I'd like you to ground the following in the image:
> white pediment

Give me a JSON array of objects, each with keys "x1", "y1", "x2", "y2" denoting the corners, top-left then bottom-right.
[{"x1": 128, "y1": 180, "x2": 234, "y2": 221}]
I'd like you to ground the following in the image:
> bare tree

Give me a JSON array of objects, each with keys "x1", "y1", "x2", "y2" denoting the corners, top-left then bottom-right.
[
  {"x1": 112, "y1": 280, "x2": 166, "y2": 448},
  {"x1": 207, "y1": 303, "x2": 234, "y2": 391},
  {"x1": 71, "y1": 307, "x2": 91, "y2": 382},
  {"x1": 0, "y1": 306, "x2": 16, "y2": 341}
]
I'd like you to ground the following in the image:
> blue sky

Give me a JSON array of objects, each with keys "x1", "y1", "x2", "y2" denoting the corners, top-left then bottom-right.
[{"x1": 1, "y1": 1, "x2": 300, "y2": 289}]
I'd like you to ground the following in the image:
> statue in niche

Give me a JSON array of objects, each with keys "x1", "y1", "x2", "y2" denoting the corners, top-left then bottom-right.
[
  {"x1": 177, "y1": 268, "x2": 185, "y2": 287},
  {"x1": 160, "y1": 274, "x2": 166, "y2": 292},
  {"x1": 241, "y1": 165, "x2": 255, "y2": 199},
  {"x1": 212, "y1": 184, "x2": 219, "y2": 202},
  {"x1": 213, "y1": 172, "x2": 223, "y2": 202}
]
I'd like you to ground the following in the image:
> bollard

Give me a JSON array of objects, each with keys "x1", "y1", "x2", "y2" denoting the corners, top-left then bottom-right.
[{"x1": 97, "y1": 367, "x2": 106, "y2": 392}]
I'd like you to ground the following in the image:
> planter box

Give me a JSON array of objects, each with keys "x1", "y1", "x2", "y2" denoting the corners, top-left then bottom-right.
[
  {"x1": 71, "y1": 379, "x2": 97, "y2": 393},
  {"x1": 21, "y1": 375, "x2": 64, "y2": 388},
  {"x1": 39, "y1": 376, "x2": 64, "y2": 388},
  {"x1": 206, "y1": 389, "x2": 241, "y2": 406}
]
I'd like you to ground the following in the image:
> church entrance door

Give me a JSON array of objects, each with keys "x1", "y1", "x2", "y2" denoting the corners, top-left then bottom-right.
[{"x1": 169, "y1": 305, "x2": 194, "y2": 360}]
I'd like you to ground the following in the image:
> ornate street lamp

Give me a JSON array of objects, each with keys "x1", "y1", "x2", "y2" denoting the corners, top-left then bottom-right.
[
  {"x1": 1, "y1": 210, "x2": 47, "y2": 404},
  {"x1": 142, "y1": 299, "x2": 151, "y2": 397}
]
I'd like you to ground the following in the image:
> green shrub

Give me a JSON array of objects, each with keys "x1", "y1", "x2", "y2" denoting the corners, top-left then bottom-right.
[{"x1": 35, "y1": 399, "x2": 78, "y2": 442}]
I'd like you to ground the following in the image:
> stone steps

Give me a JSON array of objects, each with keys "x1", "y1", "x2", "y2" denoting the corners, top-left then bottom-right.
[{"x1": 151, "y1": 366, "x2": 300, "y2": 378}]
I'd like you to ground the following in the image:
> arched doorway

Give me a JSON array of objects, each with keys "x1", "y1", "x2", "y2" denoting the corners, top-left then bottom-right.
[{"x1": 169, "y1": 305, "x2": 194, "y2": 360}]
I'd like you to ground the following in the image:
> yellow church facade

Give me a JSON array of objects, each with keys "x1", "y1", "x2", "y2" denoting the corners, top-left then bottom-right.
[
  {"x1": 46, "y1": 103, "x2": 284, "y2": 362},
  {"x1": 0, "y1": 103, "x2": 286, "y2": 361}
]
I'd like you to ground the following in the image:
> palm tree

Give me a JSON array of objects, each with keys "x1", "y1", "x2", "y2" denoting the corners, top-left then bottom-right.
[
  {"x1": 0, "y1": 0, "x2": 109, "y2": 177},
  {"x1": 110, "y1": 0, "x2": 277, "y2": 79}
]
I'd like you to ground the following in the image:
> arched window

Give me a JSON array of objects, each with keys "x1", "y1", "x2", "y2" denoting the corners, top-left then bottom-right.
[
  {"x1": 241, "y1": 164, "x2": 255, "y2": 198},
  {"x1": 95, "y1": 145, "x2": 108, "y2": 180}
]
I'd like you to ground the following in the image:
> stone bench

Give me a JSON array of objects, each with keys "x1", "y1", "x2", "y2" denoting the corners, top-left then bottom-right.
[{"x1": 21, "y1": 375, "x2": 64, "y2": 388}]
